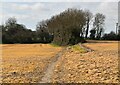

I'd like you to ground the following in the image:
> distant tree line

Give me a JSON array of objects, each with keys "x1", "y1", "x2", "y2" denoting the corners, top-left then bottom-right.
[
  {"x1": 1, "y1": 18, "x2": 35, "y2": 44},
  {"x1": 1, "y1": 8, "x2": 119, "y2": 45},
  {"x1": 102, "y1": 31, "x2": 120, "y2": 40}
]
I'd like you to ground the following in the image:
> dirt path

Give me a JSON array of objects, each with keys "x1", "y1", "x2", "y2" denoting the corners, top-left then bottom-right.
[{"x1": 40, "y1": 47, "x2": 66, "y2": 83}]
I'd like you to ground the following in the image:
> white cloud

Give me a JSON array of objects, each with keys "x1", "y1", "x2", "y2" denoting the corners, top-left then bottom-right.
[
  {"x1": 96, "y1": 2, "x2": 118, "y2": 22},
  {"x1": 12, "y1": 4, "x2": 31, "y2": 10},
  {"x1": 1, "y1": 0, "x2": 119, "y2": 2},
  {"x1": 97, "y1": 2, "x2": 118, "y2": 14},
  {"x1": 32, "y1": 3, "x2": 46, "y2": 10},
  {"x1": 3, "y1": 3, "x2": 49, "y2": 11},
  {"x1": 119, "y1": 2, "x2": 120, "y2": 25},
  {"x1": 0, "y1": 2, "x2": 118, "y2": 32},
  {"x1": 95, "y1": 2, "x2": 118, "y2": 32},
  {"x1": 1, "y1": 13, "x2": 30, "y2": 24}
]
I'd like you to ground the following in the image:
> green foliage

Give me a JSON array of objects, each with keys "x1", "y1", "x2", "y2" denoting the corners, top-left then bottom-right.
[
  {"x1": 71, "y1": 44, "x2": 87, "y2": 53},
  {"x1": 2, "y1": 17, "x2": 36, "y2": 44}
]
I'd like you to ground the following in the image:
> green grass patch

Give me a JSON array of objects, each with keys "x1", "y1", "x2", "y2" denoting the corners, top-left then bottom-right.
[
  {"x1": 71, "y1": 44, "x2": 87, "y2": 53},
  {"x1": 50, "y1": 43, "x2": 60, "y2": 47}
]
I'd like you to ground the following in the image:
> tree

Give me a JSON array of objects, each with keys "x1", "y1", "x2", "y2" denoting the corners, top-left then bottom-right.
[
  {"x1": 36, "y1": 20, "x2": 52, "y2": 43},
  {"x1": 84, "y1": 10, "x2": 93, "y2": 38},
  {"x1": 2, "y1": 17, "x2": 35, "y2": 44},
  {"x1": 102, "y1": 31, "x2": 117, "y2": 40},
  {"x1": 90, "y1": 28, "x2": 96, "y2": 39},
  {"x1": 0, "y1": 25, "x2": 4, "y2": 43},
  {"x1": 5, "y1": 17, "x2": 17, "y2": 26},
  {"x1": 93, "y1": 13, "x2": 105, "y2": 39},
  {"x1": 46, "y1": 8, "x2": 86, "y2": 45}
]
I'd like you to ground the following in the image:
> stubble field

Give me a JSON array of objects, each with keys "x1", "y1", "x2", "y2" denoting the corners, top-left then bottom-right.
[
  {"x1": 52, "y1": 41, "x2": 119, "y2": 83},
  {"x1": 1, "y1": 41, "x2": 119, "y2": 83},
  {"x1": 2, "y1": 44, "x2": 62, "y2": 83}
]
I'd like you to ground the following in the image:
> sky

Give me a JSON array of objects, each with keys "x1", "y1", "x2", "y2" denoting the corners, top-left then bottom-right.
[{"x1": 0, "y1": 0, "x2": 119, "y2": 33}]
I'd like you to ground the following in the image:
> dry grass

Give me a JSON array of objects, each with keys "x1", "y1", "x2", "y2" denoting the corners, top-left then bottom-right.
[{"x1": 2, "y1": 44, "x2": 62, "y2": 83}]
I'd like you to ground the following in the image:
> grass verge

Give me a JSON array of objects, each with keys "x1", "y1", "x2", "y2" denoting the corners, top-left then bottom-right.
[{"x1": 71, "y1": 44, "x2": 87, "y2": 53}]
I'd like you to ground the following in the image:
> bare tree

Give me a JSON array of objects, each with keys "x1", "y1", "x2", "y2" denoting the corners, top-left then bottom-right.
[
  {"x1": 93, "y1": 13, "x2": 105, "y2": 39},
  {"x1": 84, "y1": 10, "x2": 93, "y2": 38}
]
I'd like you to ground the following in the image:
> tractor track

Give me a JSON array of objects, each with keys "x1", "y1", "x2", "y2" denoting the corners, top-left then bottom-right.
[{"x1": 40, "y1": 47, "x2": 67, "y2": 83}]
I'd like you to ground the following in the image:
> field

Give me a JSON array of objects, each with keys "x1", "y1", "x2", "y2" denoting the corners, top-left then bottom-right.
[
  {"x1": 2, "y1": 44, "x2": 62, "y2": 83},
  {"x1": 52, "y1": 41, "x2": 119, "y2": 83},
  {"x1": 1, "y1": 41, "x2": 119, "y2": 83}
]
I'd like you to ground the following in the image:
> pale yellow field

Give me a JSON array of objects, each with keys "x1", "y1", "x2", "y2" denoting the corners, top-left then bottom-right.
[{"x1": 2, "y1": 44, "x2": 62, "y2": 83}]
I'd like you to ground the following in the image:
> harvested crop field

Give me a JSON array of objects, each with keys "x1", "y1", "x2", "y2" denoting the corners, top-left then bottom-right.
[
  {"x1": 1, "y1": 41, "x2": 119, "y2": 83},
  {"x1": 51, "y1": 41, "x2": 119, "y2": 83},
  {"x1": 2, "y1": 44, "x2": 62, "y2": 83}
]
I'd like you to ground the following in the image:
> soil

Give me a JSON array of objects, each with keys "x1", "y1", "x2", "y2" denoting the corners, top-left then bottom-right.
[
  {"x1": 51, "y1": 42, "x2": 119, "y2": 83},
  {"x1": 2, "y1": 44, "x2": 62, "y2": 83},
  {"x1": 1, "y1": 41, "x2": 119, "y2": 83}
]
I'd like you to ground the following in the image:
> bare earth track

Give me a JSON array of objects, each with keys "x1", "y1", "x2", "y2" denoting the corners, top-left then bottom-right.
[
  {"x1": 40, "y1": 47, "x2": 66, "y2": 83},
  {"x1": 1, "y1": 41, "x2": 119, "y2": 83}
]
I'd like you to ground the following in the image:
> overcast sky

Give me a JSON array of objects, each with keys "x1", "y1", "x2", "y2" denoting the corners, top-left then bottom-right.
[{"x1": 0, "y1": 0, "x2": 119, "y2": 33}]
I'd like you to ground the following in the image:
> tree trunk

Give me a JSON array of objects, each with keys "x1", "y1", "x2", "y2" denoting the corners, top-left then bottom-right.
[{"x1": 85, "y1": 21, "x2": 89, "y2": 38}]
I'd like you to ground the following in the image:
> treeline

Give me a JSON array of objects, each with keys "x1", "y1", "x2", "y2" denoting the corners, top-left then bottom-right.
[
  {"x1": 1, "y1": 8, "x2": 119, "y2": 45},
  {"x1": 36, "y1": 8, "x2": 106, "y2": 45},
  {"x1": 1, "y1": 17, "x2": 52, "y2": 44},
  {"x1": 102, "y1": 31, "x2": 120, "y2": 40}
]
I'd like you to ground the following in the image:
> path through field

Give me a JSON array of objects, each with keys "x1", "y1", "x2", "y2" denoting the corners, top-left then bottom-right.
[
  {"x1": 40, "y1": 47, "x2": 66, "y2": 83},
  {"x1": 2, "y1": 41, "x2": 119, "y2": 83}
]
